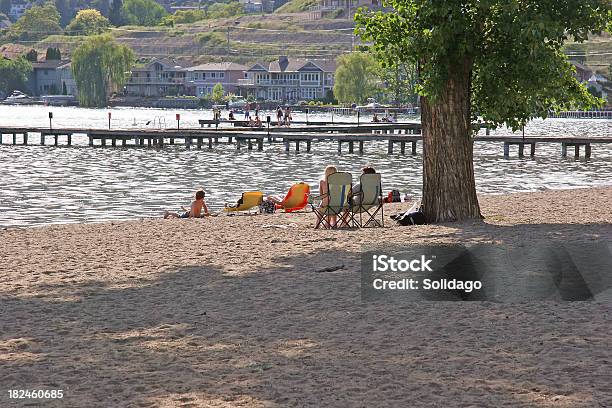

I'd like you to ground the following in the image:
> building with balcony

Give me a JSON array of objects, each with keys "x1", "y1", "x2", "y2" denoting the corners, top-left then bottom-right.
[
  {"x1": 125, "y1": 58, "x2": 189, "y2": 97},
  {"x1": 184, "y1": 62, "x2": 248, "y2": 97},
  {"x1": 237, "y1": 56, "x2": 336, "y2": 102}
]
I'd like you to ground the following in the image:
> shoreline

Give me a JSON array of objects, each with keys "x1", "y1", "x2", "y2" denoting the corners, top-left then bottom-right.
[
  {"x1": 2, "y1": 185, "x2": 611, "y2": 231},
  {"x1": 1, "y1": 186, "x2": 611, "y2": 407}
]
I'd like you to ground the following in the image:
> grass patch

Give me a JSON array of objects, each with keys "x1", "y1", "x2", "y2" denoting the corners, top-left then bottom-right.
[{"x1": 275, "y1": 0, "x2": 319, "y2": 13}]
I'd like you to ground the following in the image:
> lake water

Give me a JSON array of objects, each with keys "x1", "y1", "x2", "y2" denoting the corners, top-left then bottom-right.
[{"x1": 0, "y1": 105, "x2": 610, "y2": 227}]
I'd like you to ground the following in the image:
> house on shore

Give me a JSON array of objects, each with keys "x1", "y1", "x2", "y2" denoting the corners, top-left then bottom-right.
[
  {"x1": 237, "y1": 56, "x2": 336, "y2": 102},
  {"x1": 184, "y1": 62, "x2": 248, "y2": 97},
  {"x1": 27, "y1": 60, "x2": 77, "y2": 96},
  {"x1": 125, "y1": 58, "x2": 189, "y2": 97}
]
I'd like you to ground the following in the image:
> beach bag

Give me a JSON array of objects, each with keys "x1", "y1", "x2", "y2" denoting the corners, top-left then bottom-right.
[
  {"x1": 260, "y1": 200, "x2": 276, "y2": 214},
  {"x1": 391, "y1": 208, "x2": 426, "y2": 226}
]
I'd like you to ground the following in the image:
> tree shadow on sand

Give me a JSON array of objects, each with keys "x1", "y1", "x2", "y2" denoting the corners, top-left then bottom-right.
[{"x1": 0, "y1": 222, "x2": 610, "y2": 407}]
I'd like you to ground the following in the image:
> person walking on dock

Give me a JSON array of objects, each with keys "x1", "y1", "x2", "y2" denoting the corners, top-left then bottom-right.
[
  {"x1": 284, "y1": 106, "x2": 292, "y2": 127},
  {"x1": 276, "y1": 106, "x2": 283, "y2": 126}
]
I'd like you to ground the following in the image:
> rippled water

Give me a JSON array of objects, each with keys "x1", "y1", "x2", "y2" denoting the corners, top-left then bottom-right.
[{"x1": 0, "y1": 105, "x2": 610, "y2": 227}]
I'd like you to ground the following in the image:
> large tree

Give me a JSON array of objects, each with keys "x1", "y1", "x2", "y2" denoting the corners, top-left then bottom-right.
[
  {"x1": 356, "y1": 1, "x2": 610, "y2": 222},
  {"x1": 55, "y1": 0, "x2": 72, "y2": 27},
  {"x1": 5, "y1": 3, "x2": 62, "y2": 41},
  {"x1": 109, "y1": 0, "x2": 123, "y2": 26},
  {"x1": 121, "y1": 0, "x2": 167, "y2": 26},
  {"x1": 72, "y1": 34, "x2": 134, "y2": 107},
  {"x1": 66, "y1": 9, "x2": 110, "y2": 35},
  {"x1": 333, "y1": 52, "x2": 379, "y2": 104},
  {"x1": 0, "y1": 57, "x2": 32, "y2": 96}
]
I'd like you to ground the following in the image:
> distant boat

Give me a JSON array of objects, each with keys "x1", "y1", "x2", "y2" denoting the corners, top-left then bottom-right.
[
  {"x1": 40, "y1": 95, "x2": 78, "y2": 106},
  {"x1": 1, "y1": 90, "x2": 43, "y2": 105},
  {"x1": 356, "y1": 98, "x2": 388, "y2": 111}
]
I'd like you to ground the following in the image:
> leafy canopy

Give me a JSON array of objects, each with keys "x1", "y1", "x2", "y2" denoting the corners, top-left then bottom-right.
[
  {"x1": 4, "y1": 3, "x2": 62, "y2": 42},
  {"x1": 0, "y1": 56, "x2": 32, "y2": 95},
  {"x1": 356, "y1": 0, "x2": 612, "y2": 130},
  {"x1": 72, "y1": 34, "x2": 134, "y2": 107},
  {"x1": 66, "y1": 9, "x2": 110, "y2": 36},
  {"x1": 121, "y1": 0, "x2": 167, "y2": 26},
  {"x1": 212, "y1": 83, "x2": 224, "y2": 103},
  {"x1": 333, "y1": 52, "x2": 379, "y2": 104}
]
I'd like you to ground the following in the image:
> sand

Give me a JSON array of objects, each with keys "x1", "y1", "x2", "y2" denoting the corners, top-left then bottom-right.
[{"x1": 0, "y1": 187, "x2": 611, "y2": 407}]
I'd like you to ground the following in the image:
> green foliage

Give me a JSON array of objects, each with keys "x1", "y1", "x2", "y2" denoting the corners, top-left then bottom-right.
[
  {"x1": 356, "y1": 0, "x2": 611, "y2": 130},
  {"x1": 0, "y1": 56, "x2": 32, "y2": 96},
  {"x1": 46, "y1": 47, "x2": 62, "y2": 60},
  {"x1": 25, "y1": 49, "x2": 38, "y2": 62},
  {"x1": 377, "y1": 61, "x2": 418, "y2": 105},
  {"x1": 275, "y1": 0, "x2": 318, "y2": 13},
  {"x1": 207, "y1": 2, "x2": 244, "y2": 19},
  {"x1": 55, "y1": 0, "x2": 72, "y2": 27},
  {"x1": 121, "y1": 0, "x2": 167, "y2": 26},
  {"x1": 66, "y1": 9, "x2": 110, "y2": 36},
  {"x1": 333, "y1": 52, "x2": 379, "y2": 104},
  {"x1": 71, "y1": 34, "x2": 134, "y2": 107},
  {"x1": 109, "y1": 0, "x2": 123, "y2": 26},
  {"x1": 4, "y1": 3, "x2": 62, "y2": 42},
  {"x1": 211, "y1": 82, "x2": 224, "y2": 103},
  {"x1": 198, "y1": 32, "x2": 227, "y2": 48},
  {"x1": 160, "y1": 9, "x2": 206, "y2": 26}
]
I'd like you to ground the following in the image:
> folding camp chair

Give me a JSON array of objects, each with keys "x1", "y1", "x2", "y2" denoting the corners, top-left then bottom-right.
[
  {"x1": 352, "y1": 173, "x2": 384, "y2": 228},
  {"x1": 276, "y1": 183, "x2": 311, "y2": 212},
  {"x1": 224, "y1": 191, "x2": 264, "y2": 214},
  {"x1": 311, "y1": 172, "x2": 354, "y2": 229}
]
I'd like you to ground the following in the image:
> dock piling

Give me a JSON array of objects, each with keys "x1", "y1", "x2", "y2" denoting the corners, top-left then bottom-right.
[
  {"x1": 585, "y1": 144, "x2": 591, "y2": 159},
  {"x1": 411, "y1": 141, "x2": 417, "y2": 155},
  {"x1": 307, "y1": 140, "x2": 312, "y2": 152},
  {"x1": 258, "y1": 139, "x2": 264, "y2": 151},
  {"x1": 359, "y1": 141, "x2": 364, "y2": 154},
  {"x1": 348, "y1": 141, "x2": 354, "y2": 153},
  {"x1": 400, "y1": 141, "x2": 406, "y2": 154},
  {"x1": 387, "y1": 140, "x2": 393, "y2": 154}
]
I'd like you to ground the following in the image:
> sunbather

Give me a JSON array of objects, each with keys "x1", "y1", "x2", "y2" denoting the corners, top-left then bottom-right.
[{"x1": 164, "y1": 189, "x2": 209, "y2": 219}]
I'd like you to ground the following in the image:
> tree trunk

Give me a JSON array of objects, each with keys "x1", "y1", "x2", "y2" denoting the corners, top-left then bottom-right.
[{"x1": 421, "y1": 58, "x2": 482, "y2": 222}]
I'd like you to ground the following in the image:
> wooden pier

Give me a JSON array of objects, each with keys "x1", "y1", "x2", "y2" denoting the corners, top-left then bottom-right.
[{"x1": 1, "y1": 126, "x2": 610, "y2": 159}]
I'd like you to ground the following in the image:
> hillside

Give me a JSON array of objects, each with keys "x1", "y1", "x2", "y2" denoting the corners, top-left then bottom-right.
[
  {"x1": 34, "y1": 14, "x2": 356, "y2": 64},
  {"x1": 11, "y1": 11, "x2": 612, "y2": 74}
]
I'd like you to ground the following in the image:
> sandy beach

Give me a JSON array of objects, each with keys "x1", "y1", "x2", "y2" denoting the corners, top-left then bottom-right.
[{"x1": 1, "y1": 187, "x2": 611, "y2": 407}]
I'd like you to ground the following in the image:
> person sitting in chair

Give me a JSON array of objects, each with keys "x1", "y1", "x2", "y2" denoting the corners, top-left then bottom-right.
[{"x1": 352, "y1": 166, "x2": 376, "y2": 206}]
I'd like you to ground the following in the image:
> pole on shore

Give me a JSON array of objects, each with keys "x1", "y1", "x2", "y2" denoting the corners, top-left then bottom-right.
[
  {"x1": 48, "y1": 112, "x2": 53, "y2": 130},
  {"x1": 108, "y1": 112, "x2": 112, "y2": 129},
  {"x1": 176, "y1": 113, "x2": 181, "y2": 130}
]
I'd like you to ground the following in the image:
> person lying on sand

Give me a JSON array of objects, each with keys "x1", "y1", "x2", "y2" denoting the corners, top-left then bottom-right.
[{"x1": 164, "y1": 189, "x2": 210, "y2": 219}]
